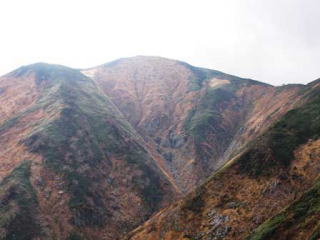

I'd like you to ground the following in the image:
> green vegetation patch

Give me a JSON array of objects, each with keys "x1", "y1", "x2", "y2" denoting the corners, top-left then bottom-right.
[
  {"x1": 21, "y1": 65, "x2": 166, "y2": 226},
  {"x1": 309, "y1": 228, "x2": 320, "y2": 240},
  {"x1": 183, "y1": 86, "x2": 239, "y2": 164},
  {"x1": 67, "y1": 232, "x2": 86, "y2": 240},
  {"x1": 247, "y1": 179, "x2": 320, "y2": 240},
  {"x1": 125, "y1": 145, "x2": 165, "y2": 212},
  {"x1": 182, "y1": 188, "x2": 205, "y2": 213},
  {"x1": 239, "y1": 90, "x2": 320, "y2": 177},
  {"x1": 23, "y1": 85, "x2": 119, "y2": 226},
  {"x1": 184, "y1": 88, "x2": 235, "y2": 142},
  {"x1": 0, "y1": 161, "x2": 42, "y2": 240}
]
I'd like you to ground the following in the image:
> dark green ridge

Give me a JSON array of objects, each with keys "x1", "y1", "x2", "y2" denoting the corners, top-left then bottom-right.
[
  {"x1": 238, "y1": 83, "x2": 320, "y2": 177},
  {"x1": 0, "y1": 160, "x2": 42, "y2": 240},
  {"x1": 66, "y1": 232, "x2": 86, "y2": 240},
  {"x1": 12, "y1": 64, "x2": 168, "y2": 226},
  {"x1": 182, "y1": 69, "x2": 255, "y2": 171}
]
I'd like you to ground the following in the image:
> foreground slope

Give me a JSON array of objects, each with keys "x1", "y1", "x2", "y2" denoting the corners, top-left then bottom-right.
[
  {"x1": 246, "y1": 79, "x2": 320, "y2": 240},
  {"x1": 247, "y1": 178, "x2": 320, "y2": 240},
  {"x1": 83, "y1": 56, "x2": 303, "y2": 193},
  {"x1": 125, "y1": 79, "x2": 320, "y2": 240},
  {"x1": 0, "y1": 63, "x2": 177, "y2": 240}
]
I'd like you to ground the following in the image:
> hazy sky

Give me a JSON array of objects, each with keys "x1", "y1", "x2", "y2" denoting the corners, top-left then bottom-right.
[{"x1": 0, "y1": 0, "x2": 319, "y2": 85}]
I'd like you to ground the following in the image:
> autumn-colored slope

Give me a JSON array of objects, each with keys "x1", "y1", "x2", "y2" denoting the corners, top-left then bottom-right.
[
  {"x1": 124, "y1": 79, "x2": 320, "y2": 240},
  {"x1": 83, "y1": 56, "x2": 303, "y2": 193},
  {"x1": 0, "y1": 63, "x2": 178, "y2": 240},
  {"x1": 0, "y1": 57, "x2": 317, "y2": 240}
]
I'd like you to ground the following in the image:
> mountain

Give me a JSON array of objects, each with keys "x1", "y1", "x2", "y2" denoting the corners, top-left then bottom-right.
[
  {"x1": 124, "y1": 76, "x2": 320, "y2": 240},
  {"x1": 0, "y1": 56, "x2": 319, "y2": 240},
  {"x1": 0, "y1": 63, "x2": 177, "y2": 240},
  {"x1": 82, "y1": 56, "x2": 302, "y2": 193}
]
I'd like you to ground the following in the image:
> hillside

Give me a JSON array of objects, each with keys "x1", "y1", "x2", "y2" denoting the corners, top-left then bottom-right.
[
  {"x1": 0, "y1": 63, "x2": 177, "y2": 240},
  {"x1": 82, "y1": 56, "x2": 302, "y2": 193},
  {"x1": 0, "y1": 56, "x2": 318, "y2": 240},
  {"x1": 124, "y1": 76, "x2": 320, "y2": 240}
]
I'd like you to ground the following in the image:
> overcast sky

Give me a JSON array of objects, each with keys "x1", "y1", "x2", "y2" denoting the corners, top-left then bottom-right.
[{"x1": 0, "y1": 0, "x2": 319, "y2": 85}]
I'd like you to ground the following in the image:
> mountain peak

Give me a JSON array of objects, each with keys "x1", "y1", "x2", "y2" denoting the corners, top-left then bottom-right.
[
  {"x1": 97, "y1": 55, "x2": 180, "y2": 69},
  {"x1": 5, "y1": 62, "x2": 89, "y2": 88},
  {"x1": 8, "y1": 62, "x2": 61, "y2": 77},
  {"x1": 0, "y1": 57, "x2": 319, "y2": 240}
]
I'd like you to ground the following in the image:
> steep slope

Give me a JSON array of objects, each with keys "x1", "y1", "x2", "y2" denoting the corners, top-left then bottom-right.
[
  {"x1": 246, "y1": 80, "x2": 320, "y2": 240},
  {"x1": 124, "y1": 79, "x2": 320, "y2": 240},
  {"x1": 83, "y1": 56, "x2": 303, "y2": 193},
  {"x1": 247, "y1": 178, "x2": 320, "y2": 240},
  {"x1": 0, "y1": 63, "x2": 178, "y2": 240}
]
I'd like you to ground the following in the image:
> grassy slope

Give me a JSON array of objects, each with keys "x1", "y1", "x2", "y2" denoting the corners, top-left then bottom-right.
[
  {"x1": 247, "y1": 178, "x2": 320, "y2": 240},
  {"x1": 182, "y1": 64, "x2": 268, "y2": 171},
  {"x1": 238, "y1": 84, "x2": 320, "y2": 177},
  {"x1": 241, "y1": 83, "x2": 320, "y2": 239}
]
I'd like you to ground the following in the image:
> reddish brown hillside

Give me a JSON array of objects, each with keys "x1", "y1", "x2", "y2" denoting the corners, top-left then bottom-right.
[
  {"x1": 83, "y1": 56, "x2": 303, "y2": 193},
  {"x1": 0, "y1": 63, "x2": 178, "y2": 240},
  {"x1": 0, "y1": 57, "x2": 315, "y2": 240},
  {"x1": 124, "y1": 80, "x2": 320, "y2": 240}
]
